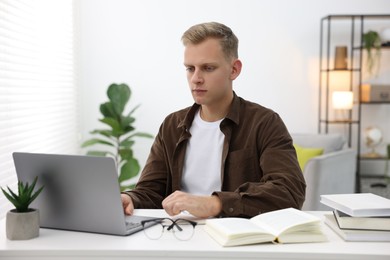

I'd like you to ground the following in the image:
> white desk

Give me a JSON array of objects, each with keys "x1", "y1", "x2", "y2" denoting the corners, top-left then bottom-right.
[{"x1": 0, "y1": 210, "x2": 389, "y2": 260}]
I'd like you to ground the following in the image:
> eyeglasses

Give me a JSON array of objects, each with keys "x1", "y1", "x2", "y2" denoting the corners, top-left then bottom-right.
[{"x1": 140, "y1": 218, "x2": 197, "y2": 241}]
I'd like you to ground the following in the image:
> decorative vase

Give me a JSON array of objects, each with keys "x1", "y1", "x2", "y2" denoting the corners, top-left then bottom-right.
[
  {"x1": 381, "y1": 27, "x2": 390, "y2": 45},
  {"x1": 334, "y1": 46, "x2": 348, "y2": 70},
  {"x1": 6, "y1": 209, "x2": 40, "y2": 240}
]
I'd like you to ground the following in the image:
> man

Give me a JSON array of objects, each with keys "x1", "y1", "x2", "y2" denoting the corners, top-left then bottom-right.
[{"x1": 121, "y1": 22, "x2": 305, "y2": 218}]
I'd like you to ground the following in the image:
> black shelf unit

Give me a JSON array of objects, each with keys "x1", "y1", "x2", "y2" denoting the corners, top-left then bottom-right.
[{"x1": 318, "y1": 14, "x2": 390, "y2": 192}]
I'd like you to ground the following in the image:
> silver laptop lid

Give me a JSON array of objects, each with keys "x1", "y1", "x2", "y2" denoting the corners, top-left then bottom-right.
[{"x1": 13, "y1": 152, "x2": 133, "y2": 236}]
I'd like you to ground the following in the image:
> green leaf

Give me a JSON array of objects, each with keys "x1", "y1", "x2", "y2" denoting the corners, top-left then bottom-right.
[
  {"x1": 8, "y1": 186, "x2": 19, "y2": 201},
  {"x1": 90, "y1": 129, "x2": 114, "y2": 138},
  {"x1": 120, "y1": 183, "x2": 136, "y2": 192},
  {"x1": 100, "y1": 102, "x2": 116, "y2": 119},
  {"x1": 81, "y1": 138, "x2": 115, "y2": 148},
  {"x1": 131, "y1": 132, "x2": 154, "y2": 139},
  {"x1": 25, "y1": 176, "x2": 38, "y2": 199},
  {"x1": 120, "y1": 132, "x2": 154, "y2": 146},
  {"x1": 91, "y1": 126, "x2": 121, "y2": 138},
  {"x1": 1, "y1": 187, "x2": 18, "y2": 206},
  {"x1": 99, "y1": 117, "x2": 122, "y2": 132},
  {"x1": 28, "y1": 185, "x2": 44, "y2": 206},
  {"x1": 120, "y1": 115, "x2": 135, "y2": 130},
  {"x1": 120, "y1": 139, "x2": 135, "y2": 148},
  {"x1": 123, "y1": 125, "x2": 135, "y2": 133},
  {"x1": 107, "y1": 83, "x2": 130, "y2": 116},
  {"x1": 119, "y1": 149, "x2": 134, "y2": 161},
  {"x1": 118, "y1": 158, "x2": 140, "y2": 183},
  {"x1": 17, "y1": 181, "x2": 23, "y2": 200}
]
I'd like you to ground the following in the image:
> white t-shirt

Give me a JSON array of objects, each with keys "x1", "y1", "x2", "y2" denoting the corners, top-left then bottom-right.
[{"x1": 181, "y1": 109, "x2": 224, "y2": 195}]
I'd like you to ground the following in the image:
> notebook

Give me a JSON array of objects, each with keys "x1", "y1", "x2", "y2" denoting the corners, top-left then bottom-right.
[{"x1": 12, "y1": 152, "x2": 156, "y2": 236}]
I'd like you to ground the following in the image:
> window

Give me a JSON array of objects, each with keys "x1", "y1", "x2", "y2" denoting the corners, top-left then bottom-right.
[{"x1": 0, "y1": 0, "x2": 78, "y2": 218}]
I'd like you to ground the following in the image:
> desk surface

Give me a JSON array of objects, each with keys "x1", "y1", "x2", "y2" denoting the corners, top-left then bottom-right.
[{"x1": 1, "y1": 210, "x2": 390, "y2": 260}]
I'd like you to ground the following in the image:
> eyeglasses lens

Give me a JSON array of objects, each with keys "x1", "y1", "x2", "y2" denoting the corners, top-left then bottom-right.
[
  {"x1": 143, "y1": 218, "x2": 195, "y2": 241},
  {"x1": 172, "y1": 219, "x2": 195, "y2": 241}
]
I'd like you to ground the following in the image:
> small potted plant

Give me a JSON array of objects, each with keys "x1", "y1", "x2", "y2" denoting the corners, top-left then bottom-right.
[
  {"x1": 362, "y1": 30, "x2": 382, "y2": 77},
  {"x1": 1, "y1": 176, "x2": 44, "y2": 240}
]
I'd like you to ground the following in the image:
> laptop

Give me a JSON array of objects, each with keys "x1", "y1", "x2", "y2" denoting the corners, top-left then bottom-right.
[{"x1": 12, "y1": 152, "x2": 157, "y2": 236}]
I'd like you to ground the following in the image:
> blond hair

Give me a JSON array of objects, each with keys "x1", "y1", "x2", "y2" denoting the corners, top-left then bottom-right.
[{"x1": 181, "y1": 22, "x2": 239, "y2": 61}]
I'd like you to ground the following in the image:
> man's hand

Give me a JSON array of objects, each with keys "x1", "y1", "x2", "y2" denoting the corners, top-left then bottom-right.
[
  {"x1": 121, "y1": 193, "x2": 134, "y2": 215},
  {"x1": 162, "y1": 191, "x2": 222, "y2": 218}
]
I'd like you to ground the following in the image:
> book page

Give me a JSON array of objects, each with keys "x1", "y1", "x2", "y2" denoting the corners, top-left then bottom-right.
[
  {"x1": 250, "y1": 208, "x2": 321, "y2": 236},
  {"x1": 204, "y1": 218, "x2": 275, "y2": 246},
  {"x1": 206, "y1": 218, "x2": 270, "y2": 237}
]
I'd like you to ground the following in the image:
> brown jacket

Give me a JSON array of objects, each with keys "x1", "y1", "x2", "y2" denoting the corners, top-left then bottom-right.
[{"x1": 125, "y1": 93, "x2": 306, "y2": 217}]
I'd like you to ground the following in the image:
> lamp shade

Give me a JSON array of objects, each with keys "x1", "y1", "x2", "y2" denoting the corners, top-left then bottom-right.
[{"x1": 332, "y1": 91, "x2": 353, "y2": 110}]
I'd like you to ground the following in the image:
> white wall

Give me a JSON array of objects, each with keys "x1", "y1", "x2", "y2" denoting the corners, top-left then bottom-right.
[{"x1": 77, "y1": 0, "x2": 390, "y2": 175}]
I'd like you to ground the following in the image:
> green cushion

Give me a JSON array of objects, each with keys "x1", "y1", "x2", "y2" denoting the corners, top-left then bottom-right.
[{"x1": 293, "y1": 144, "x2": 324, "y2": 171}]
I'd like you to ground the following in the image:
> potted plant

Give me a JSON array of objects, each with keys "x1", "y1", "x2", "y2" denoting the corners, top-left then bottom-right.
[
  {"x1": 1, "y1": 176, "x2": 44, "y2": 240},
  {"x1": 362, "y1": 30, "x2": 382, "y2": 77},
  {"x1": 81, "y1": 83, "x2": 153, "y2": 191}
]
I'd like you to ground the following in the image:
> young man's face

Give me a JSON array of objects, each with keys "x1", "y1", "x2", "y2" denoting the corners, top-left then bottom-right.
[{"x1": 183, "y1": 38, "x2": 241, "y2": 108}]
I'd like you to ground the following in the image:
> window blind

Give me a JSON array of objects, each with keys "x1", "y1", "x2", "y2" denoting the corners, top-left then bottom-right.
[{"x1": 0, "y1": 0, "x2": 78, "y2": 218}]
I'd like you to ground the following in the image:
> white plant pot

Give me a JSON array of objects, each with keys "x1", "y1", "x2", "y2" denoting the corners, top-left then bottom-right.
[{"x1": 6, "y1": 209, "x2": 40, "y2": 240}]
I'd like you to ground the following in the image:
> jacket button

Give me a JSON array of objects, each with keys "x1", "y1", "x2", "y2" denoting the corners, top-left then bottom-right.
[{"x1": 228, "y1": 208, "x2": 234, "y2": 213}]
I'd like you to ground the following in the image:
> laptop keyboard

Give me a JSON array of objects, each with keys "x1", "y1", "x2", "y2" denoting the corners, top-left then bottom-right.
[
  {"x1": 124, "y1": 216, "x2": 159, "y2": 234},
  {"x1": 125, "y1": 221, "x2": 142, "y2": 231}
]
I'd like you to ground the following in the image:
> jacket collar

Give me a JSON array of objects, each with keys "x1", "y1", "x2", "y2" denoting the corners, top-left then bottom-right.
[{"x1": 177, "y1": 91, "x2": 240, "y2": 130}]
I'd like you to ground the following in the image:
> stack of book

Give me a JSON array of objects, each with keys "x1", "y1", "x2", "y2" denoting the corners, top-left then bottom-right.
[{"x1": 320, "y1": 193, "x2": 390, "y2": 241}]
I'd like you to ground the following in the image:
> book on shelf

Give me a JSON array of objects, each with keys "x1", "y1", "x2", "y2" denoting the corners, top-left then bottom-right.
[
  {"x1": 320, "y1": 193, "x2": 390, "y2": 217},
  {"x1": 333, "y1": 210, "x2": 390, "y2": 231},
  {"x1": 324, "y1": 213, "x2": 390, "y2": 242},
  {"x1": 204, "y1": 207, "x2": 327, "y2": 247}
]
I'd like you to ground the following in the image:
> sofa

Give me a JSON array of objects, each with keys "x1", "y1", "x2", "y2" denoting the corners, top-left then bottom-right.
[{"x1": 291, "y1": 133, "x2": 357, "y2": 210}]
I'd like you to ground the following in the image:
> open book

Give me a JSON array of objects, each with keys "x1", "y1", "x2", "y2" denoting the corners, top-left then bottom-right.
[{"x1": 204, "y1": 208, "x2": 327, "y2": 247}]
